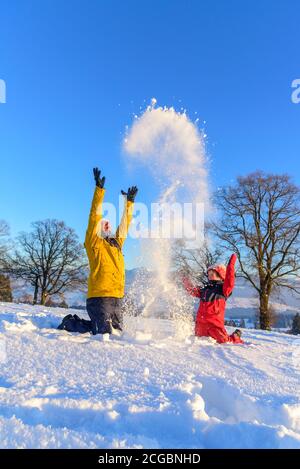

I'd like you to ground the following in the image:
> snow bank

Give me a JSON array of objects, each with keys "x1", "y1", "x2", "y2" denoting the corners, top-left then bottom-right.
[{"x1": 0, "y1": 302, "x2": 299, "y2": 448}]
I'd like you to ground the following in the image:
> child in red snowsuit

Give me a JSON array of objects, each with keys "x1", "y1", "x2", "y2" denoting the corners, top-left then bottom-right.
[{"x1": 183, "y1": 253, "x2": 244, "y2": 344}]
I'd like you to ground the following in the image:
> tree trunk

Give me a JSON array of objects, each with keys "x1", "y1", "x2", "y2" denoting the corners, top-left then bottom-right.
[
  {"x1": 259, "y1": 291, "x2": 271, "y2": 330},
  {"x1": 33, "y1": 281, "x2": 39, "y2": 305},
  {"x1": 40, "y1": 290, "x2": 47, "y2": 305}
]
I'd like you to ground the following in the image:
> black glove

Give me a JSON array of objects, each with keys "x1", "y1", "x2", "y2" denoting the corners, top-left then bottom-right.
[
  {"x1": 121, "y1": 186, "x2": 138, "y2": 202},
  {"x1": 93, "y1": 167, "x2": 105, "y2": 188}
]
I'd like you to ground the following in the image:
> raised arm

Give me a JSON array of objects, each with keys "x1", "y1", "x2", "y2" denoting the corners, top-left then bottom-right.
[
  {"x1": 84, "y1": 168, "x2": 106, "y2": 250},
  {"x1": 115, "y1": 186, "x2": 138, "y2": 249},
  {"x1": 222, "y1": 253, "x2": 237, "y2": 298}
]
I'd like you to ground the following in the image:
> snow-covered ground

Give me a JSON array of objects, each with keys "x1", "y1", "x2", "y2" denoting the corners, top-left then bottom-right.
[{"x1": 0, "y1": 301, "x2": 299, "y2": 449}]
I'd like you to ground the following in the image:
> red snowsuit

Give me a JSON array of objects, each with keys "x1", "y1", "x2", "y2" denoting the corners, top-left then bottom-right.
[{"x1": 183, "y1": 254, "x2": 244, "y2": 344}]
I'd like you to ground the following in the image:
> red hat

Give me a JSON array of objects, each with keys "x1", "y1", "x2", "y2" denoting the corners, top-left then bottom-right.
[{"x1": 207, "y1": 264, "x2": 226, "y2": 281}]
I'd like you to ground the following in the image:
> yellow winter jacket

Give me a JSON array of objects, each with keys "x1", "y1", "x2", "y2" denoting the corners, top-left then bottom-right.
[{"x1": 84, "y1": 187, "x2": 134, "y2": 298}]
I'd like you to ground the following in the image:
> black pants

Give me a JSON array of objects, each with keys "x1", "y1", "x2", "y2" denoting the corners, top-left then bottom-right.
[{"x1": 86, "y1": 297, "x2": 123, "y2": 335}]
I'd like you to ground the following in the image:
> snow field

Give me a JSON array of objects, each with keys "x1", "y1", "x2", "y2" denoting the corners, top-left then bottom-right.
[{"x1": 0, "y1": 302, "x2": 299, "y2": 448}]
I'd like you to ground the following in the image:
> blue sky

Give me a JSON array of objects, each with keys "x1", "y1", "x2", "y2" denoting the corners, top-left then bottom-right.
[{"x1": 0, "y1": 0, "x2": 299, "y2": 268}]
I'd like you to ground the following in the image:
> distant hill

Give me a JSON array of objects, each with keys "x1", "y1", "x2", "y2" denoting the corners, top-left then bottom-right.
[{"x1": 10, "y1": 269, "x2": 300, "y2": 325}]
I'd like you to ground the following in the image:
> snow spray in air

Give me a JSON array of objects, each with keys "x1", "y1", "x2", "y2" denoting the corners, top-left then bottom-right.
[{"x1": 123, "y1": 99, "x2": 211, "y2": 340}]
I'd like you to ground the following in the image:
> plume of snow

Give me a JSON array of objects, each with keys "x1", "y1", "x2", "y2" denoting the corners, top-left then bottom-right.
[
  {"x1": 123, "y1": 100, "x2": 210, "y2": 335},
  {"x1": 124, "y1": 100, "x2": 210, "y2": 207}
]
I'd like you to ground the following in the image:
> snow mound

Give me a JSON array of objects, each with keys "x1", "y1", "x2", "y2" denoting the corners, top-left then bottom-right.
[{"x1": 0, "y1": 302, "x2": 299, "y2": 448}]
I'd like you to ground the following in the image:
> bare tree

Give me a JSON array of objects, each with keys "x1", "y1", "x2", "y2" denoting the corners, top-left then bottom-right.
[
  {"x1": 172, "y1": 237, "x2": 222, "y2": 285},
  {"x1": 213, "y1": 171, "x2": 300, "y2": 330},
  {"x1": 0, "y1": 221, "x2": 12, "y2": 301},
  {"x1": 0, "y1": 220, "x2": 9, "y2": 267},
  {"x1": 8, "y1": 219, "x2": 87, "y2": 305}
]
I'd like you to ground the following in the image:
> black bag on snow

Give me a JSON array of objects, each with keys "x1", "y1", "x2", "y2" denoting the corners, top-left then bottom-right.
[{"x1": 57, "y1": 314, "x2": 93, "y2": 334}]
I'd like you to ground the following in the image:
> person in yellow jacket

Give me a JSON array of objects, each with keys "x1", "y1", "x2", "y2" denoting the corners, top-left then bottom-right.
[{"x1": 84, "y1": 167, "x2": 138, "y2": 335}]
